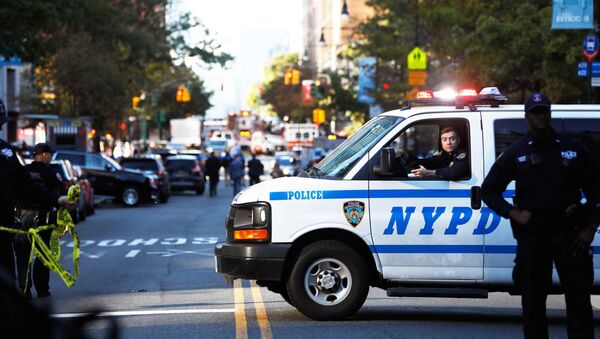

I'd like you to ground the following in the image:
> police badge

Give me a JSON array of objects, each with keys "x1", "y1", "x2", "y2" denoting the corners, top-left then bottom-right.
[{"x1": 343, "y1": 201, "x2": 365, "y2": 227}]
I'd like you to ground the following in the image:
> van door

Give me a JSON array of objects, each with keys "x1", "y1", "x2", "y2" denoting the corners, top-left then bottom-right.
[{"x1": 368, "y1": 112, "x2": 485, "y2": 280}]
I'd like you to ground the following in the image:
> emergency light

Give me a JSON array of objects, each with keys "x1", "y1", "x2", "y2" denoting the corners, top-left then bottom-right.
[{"x1": 412, "y1": 86, "x2": 507, "y2": 110}]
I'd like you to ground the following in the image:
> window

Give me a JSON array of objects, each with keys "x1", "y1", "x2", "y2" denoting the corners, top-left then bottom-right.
[
  {"x1": 314, "y1": 116, "x2": 403, "y2": 179},
  {"x1": 370, "y1": 118, "x2": 471, "y2": 180},
  {"x1": 85, "y1": 155, "x2": 106, "y2": 170},
  {"x1": 564, "y1": 118, "x2": 600, "y2": 173},
  {"x1": 57, "y1": 153, "x2": 85, "y2": 166},
  {"x1": 493, "y1": 119, "x2": 563, "y2": 157}
]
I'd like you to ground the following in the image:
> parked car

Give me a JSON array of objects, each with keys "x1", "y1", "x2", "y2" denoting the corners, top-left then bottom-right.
[
  {"x1": 72, "y1": 165, "x2": 95, "y2": 216},
  {"x1": 119, "y1": 156, "x2": 171, "y2": 203},
  {"x1": 53, "y1": 150, "x2": 158, "y2": 206},
  {"x1": 164, "y1": 155, "x2": 206, "y2": 195},
  {"x1": 50, "y1": 159, "x2": 87, "y2": 223}
]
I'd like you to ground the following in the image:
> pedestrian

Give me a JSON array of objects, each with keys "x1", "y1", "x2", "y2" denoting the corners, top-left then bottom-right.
[
  {"x1": 0, "y1": 99, "x2": 25, "y2": 283},
  {"x1": 15, "y1": 143, "x2": 70, "y2": 299},
  {"x1": 228, "y1": 153, "x2": 244, "y2": 195},
  {"x1": 247, "y1": 154, "x2": 264, "y2": 186},
  {"x1": 271, "y1": 162, "x2": 284, "y2": 179},
  {"x1": 205, "y1": 151, "x2": 221, "y2": 197},
  {"x1": 221, "y1": 152, "x2": 232, "y2": 185},
  {"x1": 481, "y1": 93, "x2": 600, "y2": 339}
]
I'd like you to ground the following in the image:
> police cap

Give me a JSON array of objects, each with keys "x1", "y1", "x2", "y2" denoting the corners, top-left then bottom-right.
[
  {"x1": 524, "y1": 92, "x2": 551, "y2": 113},
  {"x1": 32, "y1": 143, "x2": 53, "y2": 155}
]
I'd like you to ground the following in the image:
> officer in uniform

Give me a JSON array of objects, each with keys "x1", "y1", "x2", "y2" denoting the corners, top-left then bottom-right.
[
  {"x1": 481, "y1": 93, "x2": 600, "y2": 339},
  {"x1": 410, "y1": 126, "x2": 469, "y2": 181},
  {"x1": 15, "y1": 143, "x2": 69, "y2": 298},
  {"x1": 0, "y1": 99, "x2": 25, "y2": 283}
]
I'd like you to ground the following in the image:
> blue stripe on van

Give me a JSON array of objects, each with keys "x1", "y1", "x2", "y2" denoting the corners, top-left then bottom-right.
[
  {"x1": 269, "y1": 189, "x2": 516, "y2": 200},
  {"x1": 369, "y1": 244, "x2": 599, "y2": 254}
]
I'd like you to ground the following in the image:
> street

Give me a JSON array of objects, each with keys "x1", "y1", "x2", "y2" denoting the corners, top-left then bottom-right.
[{"x1": 31, "y1": 180, "x2": 600, "y2": 339}]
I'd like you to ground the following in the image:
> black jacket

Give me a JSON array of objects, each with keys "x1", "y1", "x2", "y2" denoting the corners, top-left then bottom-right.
[
  {"x1": 18, "y1": 161, "x2": 64, "y2": 212},
  {"x1": 417, "y1": 148, "x2": 469, "y2": 181},
  {"x1": 0, "y1": 140, "x2": 25, "y2": 226},
  {"x1": 482, "y1": 129, "x2": 600, "y2": 226}
]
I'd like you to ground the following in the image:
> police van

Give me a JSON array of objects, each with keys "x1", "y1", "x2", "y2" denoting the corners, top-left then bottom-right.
[{"x1": 214, "y1": 88, "x2": 600, "y2": 320}]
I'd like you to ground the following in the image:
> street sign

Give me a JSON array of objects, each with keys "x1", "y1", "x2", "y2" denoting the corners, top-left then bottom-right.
[
  {"x1": 578, "y1": 62, "x2": 588, "y2": 77},
  {"x1": 408, "y1": 70, "x2": 427, "y2": 86},
  {"x1": 407, "y1": 47, "x2": 427, "y2": 70},
  {"x1": 583, "y1": 34, "x2": 599, "y2": 61},
  {"x1": 552, "y1": 0, "x2": 594, "y2": 29},
  {"x1": 592, "y1": 62, "x2": 600, "y2": 76},
  {"x1": 592, "y1": 77, "x2": 600, "y2": 87}
]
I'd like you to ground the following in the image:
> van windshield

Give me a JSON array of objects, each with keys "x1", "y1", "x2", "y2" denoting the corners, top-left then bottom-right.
[{"x1": 312, "y1": 116, "x2": 403, "y2": 179}]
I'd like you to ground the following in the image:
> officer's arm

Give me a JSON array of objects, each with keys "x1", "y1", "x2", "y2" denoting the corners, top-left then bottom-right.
[
  {"x1": 46, "y1": 169, "x2": 66, "y2": 208},
  {"x1": 481, "y1": 152, "x2": 515, "y2": 218},
  {"x1": 577, "y1": 145, "x2": 600, "y2": 228},
  {"x1": 435, "y1": 156, "x2": 469, "y2": 181}
]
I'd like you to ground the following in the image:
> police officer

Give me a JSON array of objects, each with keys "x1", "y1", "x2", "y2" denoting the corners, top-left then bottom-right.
[
  {"x1": 0, "y1": 99, "x2": 25, "y2": 283},
  {"x1": 481, "y1": 93, "x2": 600, "y2": 339},
  {"x1": 15, "y1": 143, "x2": 69, "y2": 298},
  {"x1": 410, "y1": 126, "x2": 469, "y2": 180}
]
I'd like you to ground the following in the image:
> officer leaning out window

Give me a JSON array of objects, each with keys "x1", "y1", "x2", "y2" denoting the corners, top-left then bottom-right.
[{"x1": 409, "y1": 126, "x2": 469, "y2": 181}]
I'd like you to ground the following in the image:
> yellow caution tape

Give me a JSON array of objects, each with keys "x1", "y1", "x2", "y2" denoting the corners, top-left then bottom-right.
[{"x1": 0, "y1": 184, "x2": 81, "y2": 290}]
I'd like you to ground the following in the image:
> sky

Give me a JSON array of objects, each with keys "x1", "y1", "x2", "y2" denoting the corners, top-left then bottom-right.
[{"x1": 170, "y1": 0, "x2": 303, "y2": 119}]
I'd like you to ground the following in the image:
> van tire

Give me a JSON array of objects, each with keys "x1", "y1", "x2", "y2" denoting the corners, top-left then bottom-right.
[{"x1": 287, "y1": 240, "x2": 369, "y2": 320}]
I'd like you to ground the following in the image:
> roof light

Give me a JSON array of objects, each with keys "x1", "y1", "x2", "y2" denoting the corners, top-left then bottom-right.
[
  {"x1": 458, "y1": 88, "x2": 478, "y2": 97},
  {"x1": 415, "y1": 90, "x2": 434, "y2": 99},
  {"x1": 479, "y1": 87, "x2": 501, "y2": 96},
  {"x1": 434, "y1": 88, "x2": 457, "y2": 100}
]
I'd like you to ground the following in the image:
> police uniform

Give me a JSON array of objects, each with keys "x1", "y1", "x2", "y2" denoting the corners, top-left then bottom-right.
[
  {"x1": 15, "y1": 144, "x2": 65, "y2": 298},
  {"x1": 0, "y1": 139, "x2": 25, "y2": 282},
  {"x1": 417, "y1": 148, "x2": 469, "y2": 181},
  {"x1": 482, "y1": 94, "x2": 600, "y2": 339}
]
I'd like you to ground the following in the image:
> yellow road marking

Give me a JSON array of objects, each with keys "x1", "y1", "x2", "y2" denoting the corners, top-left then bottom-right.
[
  {"x1": 251, "y1": 281, "x2": 273, "y2": 339},
  {"x1": 234, "y1": 279, "x2": 248, "y2": 339}
]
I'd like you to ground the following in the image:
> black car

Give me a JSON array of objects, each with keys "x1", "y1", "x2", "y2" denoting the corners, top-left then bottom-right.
[
  {"x1": 120, "y1": 156, "x2": 171, "y2": 203},
  {"x1": 53, "y1": 150, "x2": 158, "y2": 206},
  {"x1": 165, "y1": 155, "x2": 206, "y2": 195}
]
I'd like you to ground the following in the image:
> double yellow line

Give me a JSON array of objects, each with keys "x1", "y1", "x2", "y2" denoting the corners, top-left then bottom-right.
[{"x1": 234, "y1": 280, "x2": 273, "y2": 339}]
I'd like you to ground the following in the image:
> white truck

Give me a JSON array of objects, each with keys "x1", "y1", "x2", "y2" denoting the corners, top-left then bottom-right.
[
  {"x1": 169, "y1": 117, "x2": 202, "y2": 148},
  {"x1": 215, "y1": 88, "x2": 600, "y2": 320}
]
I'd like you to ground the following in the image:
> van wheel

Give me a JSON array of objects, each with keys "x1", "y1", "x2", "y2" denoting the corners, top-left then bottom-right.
[
  {"x1": 286, "y1": 240, "x2": 369, "y2": 320},
  {"x1": 121, "y1": 186, "x2": 140, "y2": 206}
]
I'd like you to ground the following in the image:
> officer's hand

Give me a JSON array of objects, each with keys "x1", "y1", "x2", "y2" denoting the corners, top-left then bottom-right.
[
  {"x1": 57, "y1": 196, "x2": 74, "y2": 210},
  {"x1": 509, "y1": 209, "x2": 531, "y2": 226},
  {"x1": 411, "y1": 166, "x2": 434, "y2": 177},
  {"x1": 571, "y1": 225, "x2": 597, "y2": 253}
]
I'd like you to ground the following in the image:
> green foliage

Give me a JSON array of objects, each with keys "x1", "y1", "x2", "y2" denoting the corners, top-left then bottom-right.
[
  {"x1": 359, "y1": 0, "x2": 589, "y2": 105},
  {"x1": 1, "y1": 0, "x2": 231, "y2": 132}
]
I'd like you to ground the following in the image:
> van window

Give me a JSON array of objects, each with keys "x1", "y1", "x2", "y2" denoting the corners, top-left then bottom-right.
[
  {"x1": 314, "y1": 116, "x2": 402, "y2": 179},
  {"x1": 564, "y1": 119, "x2": 600, "y2": 173},
  {"x1": 371, "y1": 118, "x2": 470, "y2": 180},
  {"x1": 493, "y1": 119, "x2": 563, "y2": 157}
]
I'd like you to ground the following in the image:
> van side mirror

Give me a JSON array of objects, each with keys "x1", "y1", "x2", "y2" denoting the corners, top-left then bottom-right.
[{"x1": 373, "y1": 147, "x2": 394, "y2": 177}]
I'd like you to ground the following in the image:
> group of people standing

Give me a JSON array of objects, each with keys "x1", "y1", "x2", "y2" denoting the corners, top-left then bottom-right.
[
  {"x1": 204, "y1": 151, "x2": 265, "y2": 197},
  {"x1": 0, "y1": 100, "x2": 71, "y2": 299}
]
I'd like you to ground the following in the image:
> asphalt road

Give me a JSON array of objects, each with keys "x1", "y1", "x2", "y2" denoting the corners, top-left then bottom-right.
[{"x1": 24, "y1": 175, "x2": 600, "y2": 338}]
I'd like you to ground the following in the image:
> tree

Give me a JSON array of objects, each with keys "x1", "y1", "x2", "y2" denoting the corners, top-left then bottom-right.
[{"x1": 358, "y1": 0, "x2": 587, "y2": 105}]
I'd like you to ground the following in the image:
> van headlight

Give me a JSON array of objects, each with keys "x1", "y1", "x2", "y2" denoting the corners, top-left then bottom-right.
[{"x1": 226, "y1": 202, "x2": 271, "y2": 242}]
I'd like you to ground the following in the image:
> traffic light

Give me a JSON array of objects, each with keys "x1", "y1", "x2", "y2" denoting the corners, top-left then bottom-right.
[
  {"x1": 312, "y1": 108, "x2": 326, "y2": 125},
  {"x1": 291, "y1": 69, "x2": 301, "y2": 85},
  {"x1": 284, "y1": 68, "x2": 293, "y2": 85},
  {"x1": 132, "y1": 96, "x2": 141, "y2": 109},
  {"x1": 176, "y1": 86, "x2": 191, "y2": 102}
]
